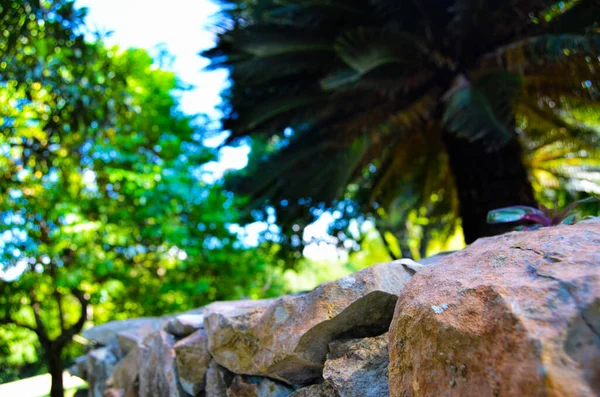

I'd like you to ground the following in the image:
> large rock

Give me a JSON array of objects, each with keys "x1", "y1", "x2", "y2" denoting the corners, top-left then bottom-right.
[
  {"x1": 87, "y1": 347, "x2": 118, "y2": 397},
  {"x1": 166, "y1": 314, "x2": 205, "y2": 337},
  {"x1": 205, "y1": 261, "x2": 417, "y2": 385},
  {"x1": 322, "y1": 334, "x2": 388, "y2": 397},
  {"x1": 206, "y1": 360, "x2": 234, "y2": 397},
  {"x1": 389, "y1": 221, "x2": 600, "y2": 397},
  {"x1": 174, "y1": 329, "x2": 212, "y2": 395},
  {"x1": 69, "y1": 355, "x2": 89, "y2": 380},
  {"x1": 289, "y1": 383, "x2": 339, "y2": 397},
  {"x1": 227, "y1": 375, "x2": 296, "y2": 397},
  {"x1": 83, "y1": 318, "x2": 165, "y2": 347},
  {"x1": 107, "y1": 345, "x2": 143, "y2": 391},
  {"x1": 138, "y1": 331, "x2": 185, "y2": 397},
  {"x1": 102, "y1": 389, "x2": 135, "y2": 397}
]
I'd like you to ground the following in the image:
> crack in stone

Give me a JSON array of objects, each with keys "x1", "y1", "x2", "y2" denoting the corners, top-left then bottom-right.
[
  {"x1": 525, "y1": 264, "x2": 562, "y2": 282},
  {"x1": 511, "y1": 245, "x2": 566, "y2": 264},
  {"x1": 510, "y1": 245, "x2": 545, "y2": 257},
  {"x1": 582, "y1": 313, "x2": 600, "y2": 340}
]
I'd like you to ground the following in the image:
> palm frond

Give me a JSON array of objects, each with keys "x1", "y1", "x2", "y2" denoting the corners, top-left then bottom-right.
[
  {"x1": 542, "y1": 0, "x2": 600, "y2": 34},
  {"x1": 481, "y1": 34, "x2": 600, "y2": 72},
  {"x1": 517, "y1": 100, "x2": 600, "y2": 149},
  {"x1": 326, "y1": 28, "x2": 437, "y2": 85},
  {"x1": 224, "y1": 94, "x2": 327, "y2": 139},
  {"x1": 226, "y1": 134, "x2": 371, "y2": 224},
  {"x1": 443, "y1": 72, "x2": 522, "y2": 149}
]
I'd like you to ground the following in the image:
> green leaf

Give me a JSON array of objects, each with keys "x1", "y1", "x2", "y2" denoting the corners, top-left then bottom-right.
[{"x1": 487, "y1": 206, "x2": 547, "y2": 224}]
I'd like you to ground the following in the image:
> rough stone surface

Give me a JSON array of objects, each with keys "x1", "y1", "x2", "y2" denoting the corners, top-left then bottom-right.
[
  {"x1": 166, "y1": 314, "x2": 205, "y2": 337},
  {"x1": 323, "y1": 334, "x2": 388, "y2": 397},
  {"x1": 205, "y1": 262, "x2": 416, "y2": 385},
  {"x1": 289, "y1": 383, "x2": 339, "y2": 397},
  {"x1": 227, "y1": 375, "x2": 296, "y2": 397},
  {"x1": 102, "y1": 389, "x2": 124, "y2": 397},
  {"x1": 389, "y1": 220, "x2": 600, "y2": 397},
  {"x1": 116, "y1": 321, "x2": 163, "y2": 355},
  {"x1": 107, "y1": 345, "x2": 143, "y2": 391},
  {"x1": 206, "y1": 360, "x2": 234, "y2": 397},
  {"x1": 102, "y1": 389, "x2": 136, "y2": 397},
  {"x1": 174, "y1": 329, "x2": 211, "y2": 395},
  {"x1": 83, "y1": 318, "x2": 164, "y2": 347},
  {"x1": 87, "y1": 347, "x2": 118, "y2": 397},
  {"x1": 138, "y1": 331, "x2": 185, "y2": 397},
  {"x1": 70, "y1": 355, "x2": 88, "y2": 380}
]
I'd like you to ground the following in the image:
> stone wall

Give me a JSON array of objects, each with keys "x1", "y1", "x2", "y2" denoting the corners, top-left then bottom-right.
[{"x1": 71, "y1": 220, "x2": 600, "y2": 397}]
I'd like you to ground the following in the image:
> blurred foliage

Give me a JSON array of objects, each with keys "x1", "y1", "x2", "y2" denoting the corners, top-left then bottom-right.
[
  {"x1": 204, "y1": 0, "x2": 600, "y2": 254},
  {"x1": 1, "y1": 1, "x2": 599, "y2": 393},
  {"x1": 0, "y1": 0, "x2": 284, "y2": 388}
]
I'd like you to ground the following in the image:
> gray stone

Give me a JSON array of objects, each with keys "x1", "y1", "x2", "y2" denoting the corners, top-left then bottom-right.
[
  {"x1": 107, "y1": 345, "x2": 143, "y2": 391},
  {"x1": 166, "y1": 314, "x2": 205, "y2": 337},
  {"x1": 83, "y1": 318, "x2": 164, "y2": 346},
  {"x1": 205, "y1": 261, "x2": 415, "y2": 385},
  {"x1": 69, "y1": 355, "x2": 88, "y2": 380},
  {"x1": 102, "y1": 389, "x2": 124, "y2": 397},
  {"x1": 323, "y1": 334, "x2": 388, "y2": 397},
  {"x1": 116, "y1": 321, "x2": 163, "y2": 355},
  {"x1": 289, "y1": 383, "x2": 339, "y2": 397},
  {"x1": 87, "y1": 347, "x2": 118, "y2": 397},
  {"x1": 206, "y1": 360, "x2": 234, "y2": 397},
  {"x1": 138, "y1": 331, "x2": 185, "y2": 397},
  {"x1": 174, "y1": 329, "x2": 211, "y2": 395}
]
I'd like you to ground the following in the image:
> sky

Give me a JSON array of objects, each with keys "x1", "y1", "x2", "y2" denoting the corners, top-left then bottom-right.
[
  {"x1": 77, "y1": 0, "x2": 249, "y2": 177},
  {"x1": 74, "y1": 0, "x2": 340, "y2": 261}
]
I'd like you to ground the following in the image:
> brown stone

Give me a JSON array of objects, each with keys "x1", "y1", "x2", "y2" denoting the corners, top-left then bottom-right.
[
  {"x1": 226, "y1": 375, "x2": 295, "y2": 397},
  {"x1": 323, "y1": 334, "x2": 388, "y2": 397},
  {"x1": 174, "y1": 329, "x2": 211, "y2": 395},
  {"x1": 388, "y1": 220, "x2": 600, "y2": 397},
  {"x1": 205, "y1": 262, "x2": 417, "y2": 385}
]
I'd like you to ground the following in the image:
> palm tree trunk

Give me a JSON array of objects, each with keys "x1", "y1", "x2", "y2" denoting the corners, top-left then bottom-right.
[
  {"x1": 443, "y1": 134, "x2": 536, "y2": 244},
  {"x1": 47, "y1": 347, "x2": 65, "y2": 397}
]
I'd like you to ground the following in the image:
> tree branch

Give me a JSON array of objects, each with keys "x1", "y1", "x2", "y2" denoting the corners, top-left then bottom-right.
[
  {"x1": 49, "y1": 263, "x2": 65, "y2": 333},
  {"x1": 374, "y1": 223, "x2": 399, "y2": 261},
  {"x1": 29, "y1": 291, "x2": 50, "y2": 346},
  {"x1": 55, "y1": 288, "x2": 89, "y2": 348}
]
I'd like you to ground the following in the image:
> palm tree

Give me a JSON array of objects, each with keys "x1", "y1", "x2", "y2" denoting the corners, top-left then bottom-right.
[{"x1": 204, "y1": 0, "x2": 600, "y2": 246}]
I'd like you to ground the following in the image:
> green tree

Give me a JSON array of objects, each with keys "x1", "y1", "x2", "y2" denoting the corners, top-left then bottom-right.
[
  {"x1": 0, "y1": 2, "x2": 282, "y2": 395},
  {"x1": 203, "y1": 0, "x2": 600, "y2": 249}
]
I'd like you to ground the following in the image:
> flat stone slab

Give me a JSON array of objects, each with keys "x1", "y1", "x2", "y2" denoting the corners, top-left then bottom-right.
[
  {"x1": 165, "y1": 314, "x2": 205, "y2": 337},
  {"x1": 83, "y1": 318, "x2": 165, "y2": 347}
]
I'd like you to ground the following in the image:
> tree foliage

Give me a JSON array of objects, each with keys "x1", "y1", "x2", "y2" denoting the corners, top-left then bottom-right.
[
  {"x1": 204, "y1": 0, "x2": 600, "y2": 255},
  {"x1": 0, "y1": 0, "x2": 283, "y2": 392}
]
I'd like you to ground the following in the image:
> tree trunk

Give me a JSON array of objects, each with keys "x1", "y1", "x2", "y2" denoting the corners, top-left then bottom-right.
[
  {"x1": 47, "y1": 347, "x2": 65, "y2": 397},
  {"x1": 443, "y1": 134, "x2": 536, "y2": 244}
]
